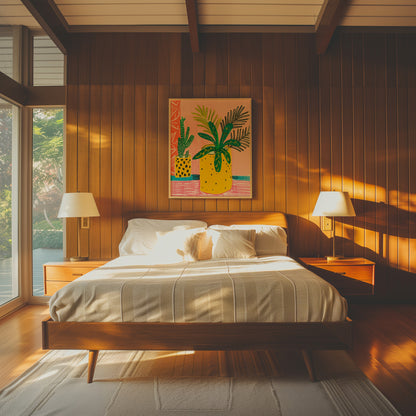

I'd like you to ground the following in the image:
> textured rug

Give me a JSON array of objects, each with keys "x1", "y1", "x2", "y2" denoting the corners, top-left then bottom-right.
[{"x1": 0, "y1": 349, "x2": 400, "y2": 416}]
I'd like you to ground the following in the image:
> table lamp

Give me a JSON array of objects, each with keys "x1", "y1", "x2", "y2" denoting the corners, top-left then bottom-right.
[
  {"x1": 312, "y1": 191, "x2": 356, "y2": 261},
  {"x1": 58, "y1": 192, "x2": 100, "y2": 261}
]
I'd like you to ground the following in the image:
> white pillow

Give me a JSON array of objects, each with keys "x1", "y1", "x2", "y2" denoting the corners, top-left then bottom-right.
[
  {"x1": 208, "y1": 229, "x2": 256, "y2": 259},
  {"x1": 230, "y1": 224, "x2": 287, "y2": 256},
  {"x1": 209, "y1": 224, "x2": 287, "y2": 256},
  {"x1": 152, "y1": 228, "x2": 206, "y2": 262},
  {"x1": 119, "y1": 218, "x2": 207, "y2": 256}
]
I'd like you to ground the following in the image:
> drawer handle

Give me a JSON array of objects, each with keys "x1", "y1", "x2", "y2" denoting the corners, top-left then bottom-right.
[{"x1": 72, "y1": 273, "x2": 83, "y2": 277}]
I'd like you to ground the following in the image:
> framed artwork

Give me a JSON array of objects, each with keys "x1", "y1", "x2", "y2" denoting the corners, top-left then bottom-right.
[{"x1": 169, "y1": 98, "x2": 252, "y2": 199}]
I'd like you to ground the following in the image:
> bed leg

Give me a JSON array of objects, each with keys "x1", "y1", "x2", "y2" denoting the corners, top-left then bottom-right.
[
  {"x1": 88, "y1": 350, "x2": 99, "y2": 383},
  {"x1": 302, "y1": 349, "x2": 316, "y2": 382}
]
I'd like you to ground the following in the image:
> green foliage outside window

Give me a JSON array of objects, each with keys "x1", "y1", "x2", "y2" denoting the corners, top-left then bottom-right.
[
  {"x1": 0, "y1": 107, "x2": 64, "y2": 258},
  {"x1": 0, "y1": 107, "x2": 12, "y2": 259},
  {"x1": 32, "y1": 109, "x2": 64, "y2": 251}
]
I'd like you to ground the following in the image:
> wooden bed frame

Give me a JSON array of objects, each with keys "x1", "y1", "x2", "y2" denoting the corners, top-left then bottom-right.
[{"x1": 42, "y1": 211, "x2": 352, "y2": 383}]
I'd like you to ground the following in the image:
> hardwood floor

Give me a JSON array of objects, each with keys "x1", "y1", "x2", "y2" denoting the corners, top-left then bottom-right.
[
  {"x1": 1, "y1": 304, "x2": 416, "y2": 415},
  {"x1": 348, "y1": 304, "x2": 416, "y2": 416},
  {"x1": 0, "y1": 305, "x2": 50, "y2": 390}
]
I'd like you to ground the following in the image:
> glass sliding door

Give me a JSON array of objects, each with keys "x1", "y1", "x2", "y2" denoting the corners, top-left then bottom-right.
[
  {"x1": 32, "y1": 108, "x2": 64, "y2": 296},
  {"x1": 0, "y1": 98, "x2": 19, "y2": 306}
]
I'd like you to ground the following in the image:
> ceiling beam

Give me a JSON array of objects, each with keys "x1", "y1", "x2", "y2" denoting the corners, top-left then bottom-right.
[
  {"x1": 20, "y1": 0, "x2": 69, "y2": 55},
  {"x1": 0, "y1": 72, "x2": 26, "y2": 106},
  {"x1": 0, "y1": 71, "x2": 65, "y2": 106},
  {"x1": 315, "y1": 0, "x2": 348, "y2": 55},
  {"x1": 185, "y1": 0, "x2": 200, "y2": 53},
  {"x1": 26, "y1": 86, "x2": 65, "y2": 107}
]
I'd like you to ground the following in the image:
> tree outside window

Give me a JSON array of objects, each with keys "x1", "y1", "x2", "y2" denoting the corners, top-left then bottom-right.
[{"x1": 32, "y1": 108, "x2": 64, "y2": 295}]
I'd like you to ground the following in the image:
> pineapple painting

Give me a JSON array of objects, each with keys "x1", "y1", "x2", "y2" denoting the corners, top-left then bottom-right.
[
  {"x1": 169, "y1": 98, "x2": 252, "y2": 199},
  {"x1": 174, "y1": 117, "x2": 194, "y2": 178}
]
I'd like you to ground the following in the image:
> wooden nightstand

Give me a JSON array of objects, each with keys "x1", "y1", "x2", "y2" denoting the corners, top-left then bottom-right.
[
  {"x1": 299, "y1": 257, "x2": 375, "y2": 297},
  {"x1": 43, "y1": 260, "x2": 108, "y2": 296}
]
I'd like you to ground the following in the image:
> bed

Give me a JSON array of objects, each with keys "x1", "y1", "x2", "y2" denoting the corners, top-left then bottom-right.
[{"x1": 42, "y1": 211, "x2": 352, "y2": 383}]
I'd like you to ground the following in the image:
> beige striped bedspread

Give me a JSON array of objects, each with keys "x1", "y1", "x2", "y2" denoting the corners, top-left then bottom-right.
[{"x1": 49, "y1": 255, "x2": 348, "y2": 323}]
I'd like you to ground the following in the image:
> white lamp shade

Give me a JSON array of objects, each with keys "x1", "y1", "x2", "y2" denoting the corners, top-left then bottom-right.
[
  {"x1": 58, "y1": 192, "x2": 100, "y2": 218},
  {"x1": 312, "y1": 191, "x2": 356, "y2": 217}
]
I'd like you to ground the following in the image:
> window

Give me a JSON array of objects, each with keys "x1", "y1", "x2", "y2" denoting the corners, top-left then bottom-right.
[
  {"x1": 0, "y1": 98, "x2": 19, "y2": 306},
  {"x1": 0, "y1": 28, "x2": 15, "y2": 80},
  {"x1": 33, "y1": 36, "x2": 64, "y2": 86},
  {"x1": 32, "y1": 108, "x2": 64, "y2": 296},
  {"x1": 0, "y1": 26, "x2": 65, "y2": 309}
]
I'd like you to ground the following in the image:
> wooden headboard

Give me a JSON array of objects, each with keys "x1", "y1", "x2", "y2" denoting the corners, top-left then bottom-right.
[{"x1": 123, "y1": 211, "x2": 288, "y2": 229}]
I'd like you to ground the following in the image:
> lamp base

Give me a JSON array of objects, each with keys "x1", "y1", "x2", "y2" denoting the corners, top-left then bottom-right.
[
  {"x1": 69, "y1": 256, "x2": 89, "y2": 262},
  {"x1": 326, "y1": 256, "x2": 344, "y2": 262}
]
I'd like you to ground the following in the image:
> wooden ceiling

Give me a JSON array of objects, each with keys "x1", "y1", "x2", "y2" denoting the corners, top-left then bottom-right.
[
  {"x1": 2, "y1": 0, "x2": 416, "y2": 29},
  {"x1": 0, "y1": 0, "x2": 415, "y2": 54}
]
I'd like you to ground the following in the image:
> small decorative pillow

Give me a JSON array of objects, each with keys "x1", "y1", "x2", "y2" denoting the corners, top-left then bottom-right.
[
  {"x1": 209, "y1": 224, "x2": 287, "y2": 256},
  {"x1": 208, "y1": 229, "x2": 256, "y2": 259},
  {"x1": 230, "y1": 224, "x2": 287, "y2": 256},
  {"x1": 177, "y1": 230, "x2": 212, "y2": 261},
  {"x1": 153, "y1": 228, "x2": 206, "y2": 262}
]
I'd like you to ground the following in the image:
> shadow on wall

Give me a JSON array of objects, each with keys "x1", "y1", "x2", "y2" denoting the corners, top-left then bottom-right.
[{"x1": 287, "y1": 199, "x2": 416, "y2": 303}]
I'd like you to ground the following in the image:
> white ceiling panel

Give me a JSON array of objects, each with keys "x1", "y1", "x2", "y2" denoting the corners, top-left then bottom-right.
[
  {"x1": 197, "y1": 2, "x2": 321, "y2": 25},
  {"x1": 341, "y1": 0, "x2": 416, "y2": 26},
  {"x1": 64, "y1": 15, "x2": 188, "y2": 25},
  {"x1": 0, "y1": 1, "x2": 40, "y2": 28},
  {"x1": 55, "y1": 0, "x2": 187, "y2": 26}
]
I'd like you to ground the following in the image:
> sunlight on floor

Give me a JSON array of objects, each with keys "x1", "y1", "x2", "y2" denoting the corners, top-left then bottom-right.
[{"x1": 139, "y1": 350, "x2": 196, "y2": 362}]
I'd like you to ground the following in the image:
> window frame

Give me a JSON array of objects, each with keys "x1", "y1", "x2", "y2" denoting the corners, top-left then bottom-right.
[{"x1": 0, "y1": 26, "x2": 66, "y2": 317}]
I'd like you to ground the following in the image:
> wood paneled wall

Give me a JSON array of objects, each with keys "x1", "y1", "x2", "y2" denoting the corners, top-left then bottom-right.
[{"x1": 66, "y1": 31, "x2": 416, "y2": 299}]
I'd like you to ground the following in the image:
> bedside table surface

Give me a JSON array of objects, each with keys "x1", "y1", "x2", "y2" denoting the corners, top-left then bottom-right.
[
  {"x1": 44, "y1": 260, "x2": 109, "y2": 267},
  {"x1": 299, "y1": 257, "x2": 375, "y2": 266}
]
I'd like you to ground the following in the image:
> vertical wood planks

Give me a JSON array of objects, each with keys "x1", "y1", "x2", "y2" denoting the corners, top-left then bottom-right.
[
  {"x1": 340, "y1": 33, "x2": 354, "y2": 258},
  {"x1": 157, "y1": 34, "x2": 170, "y2": 212},
  {"x1": 122, "y1": 35, "x2": 136, "y2": 216},
  {"x1": 89, "y1": 34, "x2": 102, "y2": 259},
  {"x1": 273, "y1": 35, "x2": 286, "y2": 215},
  {"x1": 64, "y1": 32, "x2": 416, "y2": 291},
  {"x1": 352, "y1": 33, "x2": 365, "y2": 259},
  {"x1": 65, "y1": 38, "x2": 79, "y2": 258},
  {"x1": 111, "y1": 34, "x2": 124, "y2": 258},
  {"x1": 408, "y1": 35, "x2": 416, "y2": 273},
  {"x1": 397, "y1": 34, "x2": 410, "y2": 272},
  {"x1": 386, "y1": 34, "x2": 398, "y2": 269},
  {"x1": 262, "y1": 34, "x2": 275, "y2": 212},
  {"x1": 77, "y1": 37, "x2": 91, "y2": 259},
  {"x1": 99, "y1": 34, "x2": 113, "y2": 259},
  {"x1": 363, "y1": 34, "x2": 377, "y2": 262}
]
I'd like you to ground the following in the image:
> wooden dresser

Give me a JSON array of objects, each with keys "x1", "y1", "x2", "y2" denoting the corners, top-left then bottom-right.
[
  {"x1": 43, "y1": 260, "x2": 108, "y2": 296},
  {"x1": 299, "y1": 257, "x2": 375, "y2": 297}
]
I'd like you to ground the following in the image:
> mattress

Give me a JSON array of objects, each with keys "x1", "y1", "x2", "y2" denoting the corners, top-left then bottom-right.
[{"x1": 49, "y1": 255, "x2": 348, "y2": 323}]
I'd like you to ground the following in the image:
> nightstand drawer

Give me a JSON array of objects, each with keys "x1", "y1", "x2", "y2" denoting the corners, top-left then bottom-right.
[
  {"x1": 314, "y1": 265, "x2": 374, "y2": 285},
  {"x1": 45, "y1": 281, "x2": 71, "y2": 296},
  {"x1": 43, "y1": 260, "x2": 109, "y2": 296},
  {"x1": 44, "y1": 266, "x2": 96, "y2": 282}
]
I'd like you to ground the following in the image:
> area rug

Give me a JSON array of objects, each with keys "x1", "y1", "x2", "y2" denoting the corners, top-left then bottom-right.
[{"x1": 0, "y1": 349, "x2": 400, "y2": 416}]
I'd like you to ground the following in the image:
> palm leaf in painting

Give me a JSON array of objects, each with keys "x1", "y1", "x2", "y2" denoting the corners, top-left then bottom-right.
[
  {"x1": 192, "y1": 105, "x2": 220, "y2": 134},
  {"x1": 228, "y1": 127, "x2": 251, "y2": 152},
  {"x1": 220, "y1": 105, "x2": 249, "y2": 131}
]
